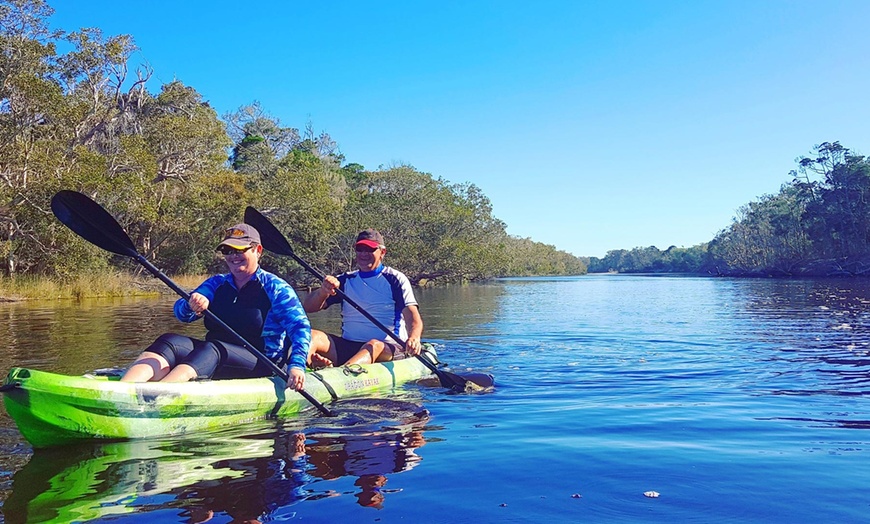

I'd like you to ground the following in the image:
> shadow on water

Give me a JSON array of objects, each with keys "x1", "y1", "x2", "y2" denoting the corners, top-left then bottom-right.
[{"x1": 2, "y1": 397, "x2": 435, "y2": 523}]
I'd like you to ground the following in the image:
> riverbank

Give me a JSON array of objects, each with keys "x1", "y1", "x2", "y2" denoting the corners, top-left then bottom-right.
[{"x1": 0, "y1": 272, "x2": 208, "y2": 302}]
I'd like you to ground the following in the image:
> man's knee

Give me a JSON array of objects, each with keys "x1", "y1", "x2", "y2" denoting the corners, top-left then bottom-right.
[
  {"x1": 366, "y1": 340, "x2": 392, "y2": 362},
  {"x1": 309, "y1": 330, "x2": 331, "y2": 352}
]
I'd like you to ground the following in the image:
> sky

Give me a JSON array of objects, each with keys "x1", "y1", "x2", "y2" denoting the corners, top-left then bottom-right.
[{"x1": 45, "y1": 0, "x2": 870, "y2": 258}]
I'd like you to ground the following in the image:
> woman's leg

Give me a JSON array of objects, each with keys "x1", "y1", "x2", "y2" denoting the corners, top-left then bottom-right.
[
  {"x1": 161, "y1": 339, "x2": 224, "y2": 382},
  {"x1": 120, "y1": 351, "x2": 171, "y2": 382},
  {"x1": 159, "y1": 363, "x2": 200, "y2": 382},
  {"x1": 210, "y1": 342, "x2": 272, "y2": 380},
  {"x1": 121, "y1": 333, "x2": 196, "y2": 382}
]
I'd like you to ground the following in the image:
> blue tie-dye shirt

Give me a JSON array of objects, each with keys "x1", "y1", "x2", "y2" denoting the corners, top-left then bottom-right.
[{"x1": 174, "y1": 267, "x2": 311, "y2": 371}]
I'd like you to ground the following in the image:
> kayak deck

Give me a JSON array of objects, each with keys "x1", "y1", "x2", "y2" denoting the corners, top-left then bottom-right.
[{"x1": 1, "y1": 348, "x2": 436, "y2": 449}]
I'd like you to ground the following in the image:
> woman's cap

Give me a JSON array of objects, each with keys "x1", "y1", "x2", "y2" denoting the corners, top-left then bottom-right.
[{"x1": 217, "y1": 223, "x2": 261, "y2": 250}]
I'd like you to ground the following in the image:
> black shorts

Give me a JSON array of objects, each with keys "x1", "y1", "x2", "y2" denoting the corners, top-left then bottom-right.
[
  {"x1": 146, "y1": 332, "x2": 276, "y2": 380},
  {"x1": 326, "y1": 334, "x2": 408, "y2": 366}
]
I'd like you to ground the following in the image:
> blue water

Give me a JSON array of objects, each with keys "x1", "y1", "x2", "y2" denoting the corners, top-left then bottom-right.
[{"x1": 3, "y1": 275, "x2": 870, "y2": 522}]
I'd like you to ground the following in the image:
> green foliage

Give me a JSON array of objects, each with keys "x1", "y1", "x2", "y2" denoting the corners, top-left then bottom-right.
[
  {"x1": 587, "y1": 244, "x2": 708, "y2": 274},
  {"x1": 587, "y1": 142, "x2": 870, "y2": 277}
]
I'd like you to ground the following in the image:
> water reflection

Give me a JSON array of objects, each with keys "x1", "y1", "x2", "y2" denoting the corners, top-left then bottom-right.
[
  {"x1": 2, "y1": 399, "x2": 432, "y2": 523},
  {"x1": 0, "y1": 297, "x2": 203, "y2": 376},
  {"x1": 416, "y1": 283, "x2": 506, "y2": 339},
  {"x1": 0, "y1": 289, "x2": 478, "y2": 516}
]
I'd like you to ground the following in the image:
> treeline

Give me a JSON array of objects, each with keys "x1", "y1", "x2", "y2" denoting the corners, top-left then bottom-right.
[
  {"x1": 0, "y1": 0, "x2": 586, "y2": 287},
  {"x1": 586, "y1": 244, "x2": 708, "y2": 274},
  {"x1": 589, "y1": 141, "x2": 870, "y2": 277}
]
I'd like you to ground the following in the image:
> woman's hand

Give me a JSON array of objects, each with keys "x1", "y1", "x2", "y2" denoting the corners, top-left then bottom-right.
[
  {"x1": 288, "y1": 367, "x2": 305, "y2": 391},
  {"x1": 188, "y1": 292, "x2": 209, "y2": 316}
]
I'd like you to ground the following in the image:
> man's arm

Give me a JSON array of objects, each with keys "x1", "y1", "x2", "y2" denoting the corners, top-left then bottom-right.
[
  {"x1": 302, "y1": 275, "x2": 340, "y2": 313},
  {"x1": 402, "y1": 304, "x2": 424, "y2": 355}
]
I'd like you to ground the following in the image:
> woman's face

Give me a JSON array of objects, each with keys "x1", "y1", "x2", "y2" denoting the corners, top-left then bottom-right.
[{"x1": 221, "y1": 244, "x2": 261, "y2": 279}]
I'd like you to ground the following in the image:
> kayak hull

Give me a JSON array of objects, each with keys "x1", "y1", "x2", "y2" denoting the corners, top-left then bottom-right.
[{"x1": 1, "y1": 349, "x2": 435, "y2": 449}]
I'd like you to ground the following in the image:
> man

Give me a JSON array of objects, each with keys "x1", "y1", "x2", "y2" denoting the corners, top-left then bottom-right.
[{"x1": 303, "y1": 229, "x2": 423, "y2": 368}]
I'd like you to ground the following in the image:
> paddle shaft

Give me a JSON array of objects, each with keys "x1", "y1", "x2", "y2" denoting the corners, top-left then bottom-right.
[{"x1": 134, "y1": 255, "x2": 333, "y2": 416}]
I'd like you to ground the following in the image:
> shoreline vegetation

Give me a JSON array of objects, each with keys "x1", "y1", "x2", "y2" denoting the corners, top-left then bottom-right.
[
  {"x1": 0, "y1": 272, "x2": 209, "y2": 302},
  {"x1": 586, "y1": 141, "x2": 870, "y2": 278}
]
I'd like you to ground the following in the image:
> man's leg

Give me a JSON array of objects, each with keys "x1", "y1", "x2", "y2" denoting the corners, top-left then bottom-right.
[
  {"x1": 345, "y1": 339, "x2": 389, "y2": 365},
  {"x1": 308, "y1": 329, "x2": 339, "y2": 368}
]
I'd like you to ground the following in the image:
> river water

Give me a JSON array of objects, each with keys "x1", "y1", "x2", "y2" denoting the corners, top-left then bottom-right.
[{"x1": 2, "y1": 274, "x2": 870, "y2": 523}]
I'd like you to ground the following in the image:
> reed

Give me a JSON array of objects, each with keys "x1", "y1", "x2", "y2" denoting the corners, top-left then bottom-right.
[{"x1": 0, "y1": 272, "x2": 209, "y2": 301}]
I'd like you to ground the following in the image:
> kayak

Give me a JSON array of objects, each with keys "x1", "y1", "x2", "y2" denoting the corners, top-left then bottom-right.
[{"x1": 1, "y1": 347, "x2": 436, "y2": 449}]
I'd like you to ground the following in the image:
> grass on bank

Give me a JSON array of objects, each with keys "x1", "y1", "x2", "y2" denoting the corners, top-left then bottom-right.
[{"x1": 0, "y1": 272, "x2": 208, "y2": 301}]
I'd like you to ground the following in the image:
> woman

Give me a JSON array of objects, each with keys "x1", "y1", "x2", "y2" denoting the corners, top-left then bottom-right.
[{"x1": 121, "y1": 224, "x2": 310, "y2": 391}]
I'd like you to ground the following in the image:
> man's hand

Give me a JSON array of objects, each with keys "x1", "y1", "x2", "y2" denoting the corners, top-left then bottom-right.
[
  {"x1": 406, "y1": 336, "x2": 422, "y2": 356},
  {"x1": 321, "y1": 275, "x2": 340, "y2": 297}
]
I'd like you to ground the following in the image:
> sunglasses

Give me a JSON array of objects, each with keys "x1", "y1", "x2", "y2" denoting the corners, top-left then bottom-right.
[
  {"x1": 217, "y1": 245, "x2": 253, "y2": 256},
  {"x1": 355, "y1": 246, "x2": 379, "y2": 253}
]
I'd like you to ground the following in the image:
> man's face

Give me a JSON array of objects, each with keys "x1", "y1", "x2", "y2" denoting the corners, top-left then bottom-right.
[{"x1": 355, "y1": 244, "x2": 385, "y2": 272}]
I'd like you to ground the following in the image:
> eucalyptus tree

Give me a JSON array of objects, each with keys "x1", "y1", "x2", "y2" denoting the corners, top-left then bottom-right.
[
  {"x1": 0, "y1": 0, "x2": 125, "y2": 276},
  {"x1": 791, "y1": 142, "x2": 870, "y2": 258},
  {"x1": 117, "y1": 80, "x2": 234, "y2": 273},
  {"x1": 0, "y1": 0, "x2": 235, "y2": 277},
  {"x1": 225, "y1": 102, "x2": 299, "y2": 178},
  {"x1": 223, "y1": 105, "x2": 349, "y2": 282}
]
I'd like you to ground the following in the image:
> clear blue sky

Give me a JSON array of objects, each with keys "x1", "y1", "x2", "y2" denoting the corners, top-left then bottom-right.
[{"x1": 48, "y1": 0, "x2": 870, "y2": 258}]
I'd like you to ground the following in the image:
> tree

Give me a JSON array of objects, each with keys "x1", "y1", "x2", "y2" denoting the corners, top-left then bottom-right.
[{"x1": 792, "y1": 142, "x2": 870, "y2": 258}]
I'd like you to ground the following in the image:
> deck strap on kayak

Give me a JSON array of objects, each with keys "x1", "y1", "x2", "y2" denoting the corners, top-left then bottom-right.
[{"x1": 309, "y1": 371, "x2": 338, "y2": 401}]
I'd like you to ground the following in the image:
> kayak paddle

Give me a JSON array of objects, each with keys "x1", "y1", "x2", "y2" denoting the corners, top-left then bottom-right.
[
  {"x1": 243, "y1": 206, "x2": 494, "y2": 393},
  {"x1": 50, "y1": 190, "x2": 334, "y2": 416}
]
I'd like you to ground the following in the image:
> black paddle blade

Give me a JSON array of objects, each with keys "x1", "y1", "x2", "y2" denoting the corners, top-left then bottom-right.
[
  {"x1": 51, "y1": 191, "x2": 138, "y2": 258},
  {"x1": 244, "y1": 207, "x2": 295, "y2": 257},
  {"x1": 420, "y1": 371, "x2": 494, "y2": 393},
  {"x1": 418, "y1": 352, "x2": 494, "y2": 392},
  {"x1": 457, "y1": 372, "x2": 495, "y2": 390},
  {"x1": 441, "y1": 371, "x2": 494, "y2": 393}
]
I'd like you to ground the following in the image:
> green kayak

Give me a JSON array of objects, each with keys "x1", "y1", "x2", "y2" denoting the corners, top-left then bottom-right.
[{"x1": 1, "y1": 348, "x2": 436, "y2": 449}]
